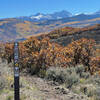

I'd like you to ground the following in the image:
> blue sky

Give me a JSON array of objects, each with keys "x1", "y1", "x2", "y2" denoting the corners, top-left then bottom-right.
[{"x1": 0, "y1": 0, "x2": 100, "y2": 18}]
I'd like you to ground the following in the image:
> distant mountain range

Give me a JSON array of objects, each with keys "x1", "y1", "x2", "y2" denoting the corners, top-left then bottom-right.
[
  {"x1": 1, "y1": 10, "x2": 100, "y2": 41},
  {"x1": 16, "y1": 10, "x2": 100, "y2": 22},
  {"x1": 16, "y1": 10, "x2": 72, "y2": 21}
]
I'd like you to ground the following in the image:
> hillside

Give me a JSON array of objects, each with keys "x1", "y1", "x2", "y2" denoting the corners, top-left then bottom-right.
[
  {"x1": 0, "y1": 59, "x2": 89, "y2": 100},
  {"x1": 37, "y1": 24, "x2": 100, "y2": 46},
  {"x1": 0, "y1": 19, "x2": 52, "y2": 41},
  {"x1": 1, "y1": 23, "x2": 100, "y2": 100},
  {"x1": 0, "y1": 37, "x2": 100, "y2": 100},
  {"x1": 1, "y1": 13, "x2": 100, "y2": 41}
]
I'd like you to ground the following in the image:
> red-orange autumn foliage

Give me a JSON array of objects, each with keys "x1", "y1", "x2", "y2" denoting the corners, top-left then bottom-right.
[
  {"x1": 64, "y1": 38, "x2": 95, "y2": 64},
  {"x1": 4, "y1": 43, "x2": 14, "y2": 63},
  {"x1": 62, "y1": 38, "x2": 96, "y2": 73},
  {"x1": 0, "y1": 42, "x2": 5, "y2": 58},
  {"x1": 1, "y1": 36, "x2": 100, "y2": 74},
  {"x1": 90, "y1": 57, "x2": 100, "y2": 74}
]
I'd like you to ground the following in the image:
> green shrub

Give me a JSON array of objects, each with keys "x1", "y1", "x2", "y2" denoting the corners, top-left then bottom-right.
[
  {"x1": 46, "y1": 67, "x2": 80, "y2": 87},
  {"x1": 65, "y1": 72, "x2": 79, "y2": 88},
  {"x1": 38, "y1": 69, "x2": 46, "y2": 78},
  {"x1": 85, "y1": 73, "x2": 100, "y2": 85},
  {"x1": 29, "y1": 64, "x2": 40, "y2": 75},
  {"x1": 80, "y1": 72, "x2": 90, "y2": 79},
  {"x1": 75, "y1": 65, "x2": 85, "y2": 74},
  {"x1": 66, "y1": 67, "x2": 76, "y2": 74},
  {"x1": 79, "y1": 84, "x2": 96, "y2": 97},
  {"x1": 46, "y1": 67, "x2": 68, "y2": 84},
  {"x1": 93, "y1": 74, "x2": 100, "y2": 86},
  {"x1": 6, "y1": 95, "x2": 13, "y2": 100},
  {"x1": 94, "y1": 87, "x2": 100, "y2": 100},
  {"x1": 0, "y1": 77, "x2": 5, "y2": 90},
  {"x1": 87, "y1": 88, "x2": 95, "y2": 97}
]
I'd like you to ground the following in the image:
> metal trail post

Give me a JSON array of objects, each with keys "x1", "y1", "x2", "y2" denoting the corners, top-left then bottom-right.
[{"x1": 14, "y1": 42, "x2": 20, "y2": 100}]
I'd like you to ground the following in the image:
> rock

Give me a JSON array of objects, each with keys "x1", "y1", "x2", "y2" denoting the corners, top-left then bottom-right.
[{"x1": 55, "y1": 86, "x2": 69, "y2": 94}]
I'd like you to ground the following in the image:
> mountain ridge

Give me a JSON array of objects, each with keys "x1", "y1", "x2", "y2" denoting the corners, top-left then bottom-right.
[
  {"x1": 1, "y1": 10, "x2": 100, "y2": 41},
  {"x1": 16, "y1": 10, "x2": 72, "y2": 22}
]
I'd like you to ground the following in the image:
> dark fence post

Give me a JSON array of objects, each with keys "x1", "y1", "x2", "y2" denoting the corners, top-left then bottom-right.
[{"x1": 14, "y1": 42, "x2": 20, "y2": 100}]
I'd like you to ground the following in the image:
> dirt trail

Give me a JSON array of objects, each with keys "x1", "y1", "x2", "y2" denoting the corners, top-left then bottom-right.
[
  {"x1": 0, "y1": 59, "x2": 88, "y2": 100},
  {"x1": 21, "y1": 75, "x2": 88, "y2": 100}
]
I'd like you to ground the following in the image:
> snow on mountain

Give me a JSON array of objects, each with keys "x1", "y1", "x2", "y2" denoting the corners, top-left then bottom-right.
[
  {"x1": 30, "y1": 13, "x2": 52, "y2": 20},
  {"x1": 29, "y1": 10, "x2": 72, "y2": 21},
  {"x1": 30, "y1": 14, "x2": 43, "y2": 19},
  {"x1": 16, "y1": 10, "x2": 100, "y2": 23}
]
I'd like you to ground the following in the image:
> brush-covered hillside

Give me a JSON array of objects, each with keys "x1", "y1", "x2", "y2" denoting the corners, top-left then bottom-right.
[
  {"x1": 1, "y1": 24, "x2": 100, "y2": 74},
  {"x1": 1, "y1": 24, "x2": 100, "y2": 100},
  {"x1": 37, "y1": 24, "x2": 100, "y2": 46}
]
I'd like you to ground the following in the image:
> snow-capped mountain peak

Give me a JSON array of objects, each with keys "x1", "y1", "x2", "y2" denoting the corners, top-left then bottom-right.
[
  {"x1": 17, "y1": 10, "x2": 72, "y2": 21},
  {"x1": 29, "y1": 10, "x2": 72, "y2": 21},
  {"x1": 30, "y1": 14, "x2": 44, "y2": 19}
]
